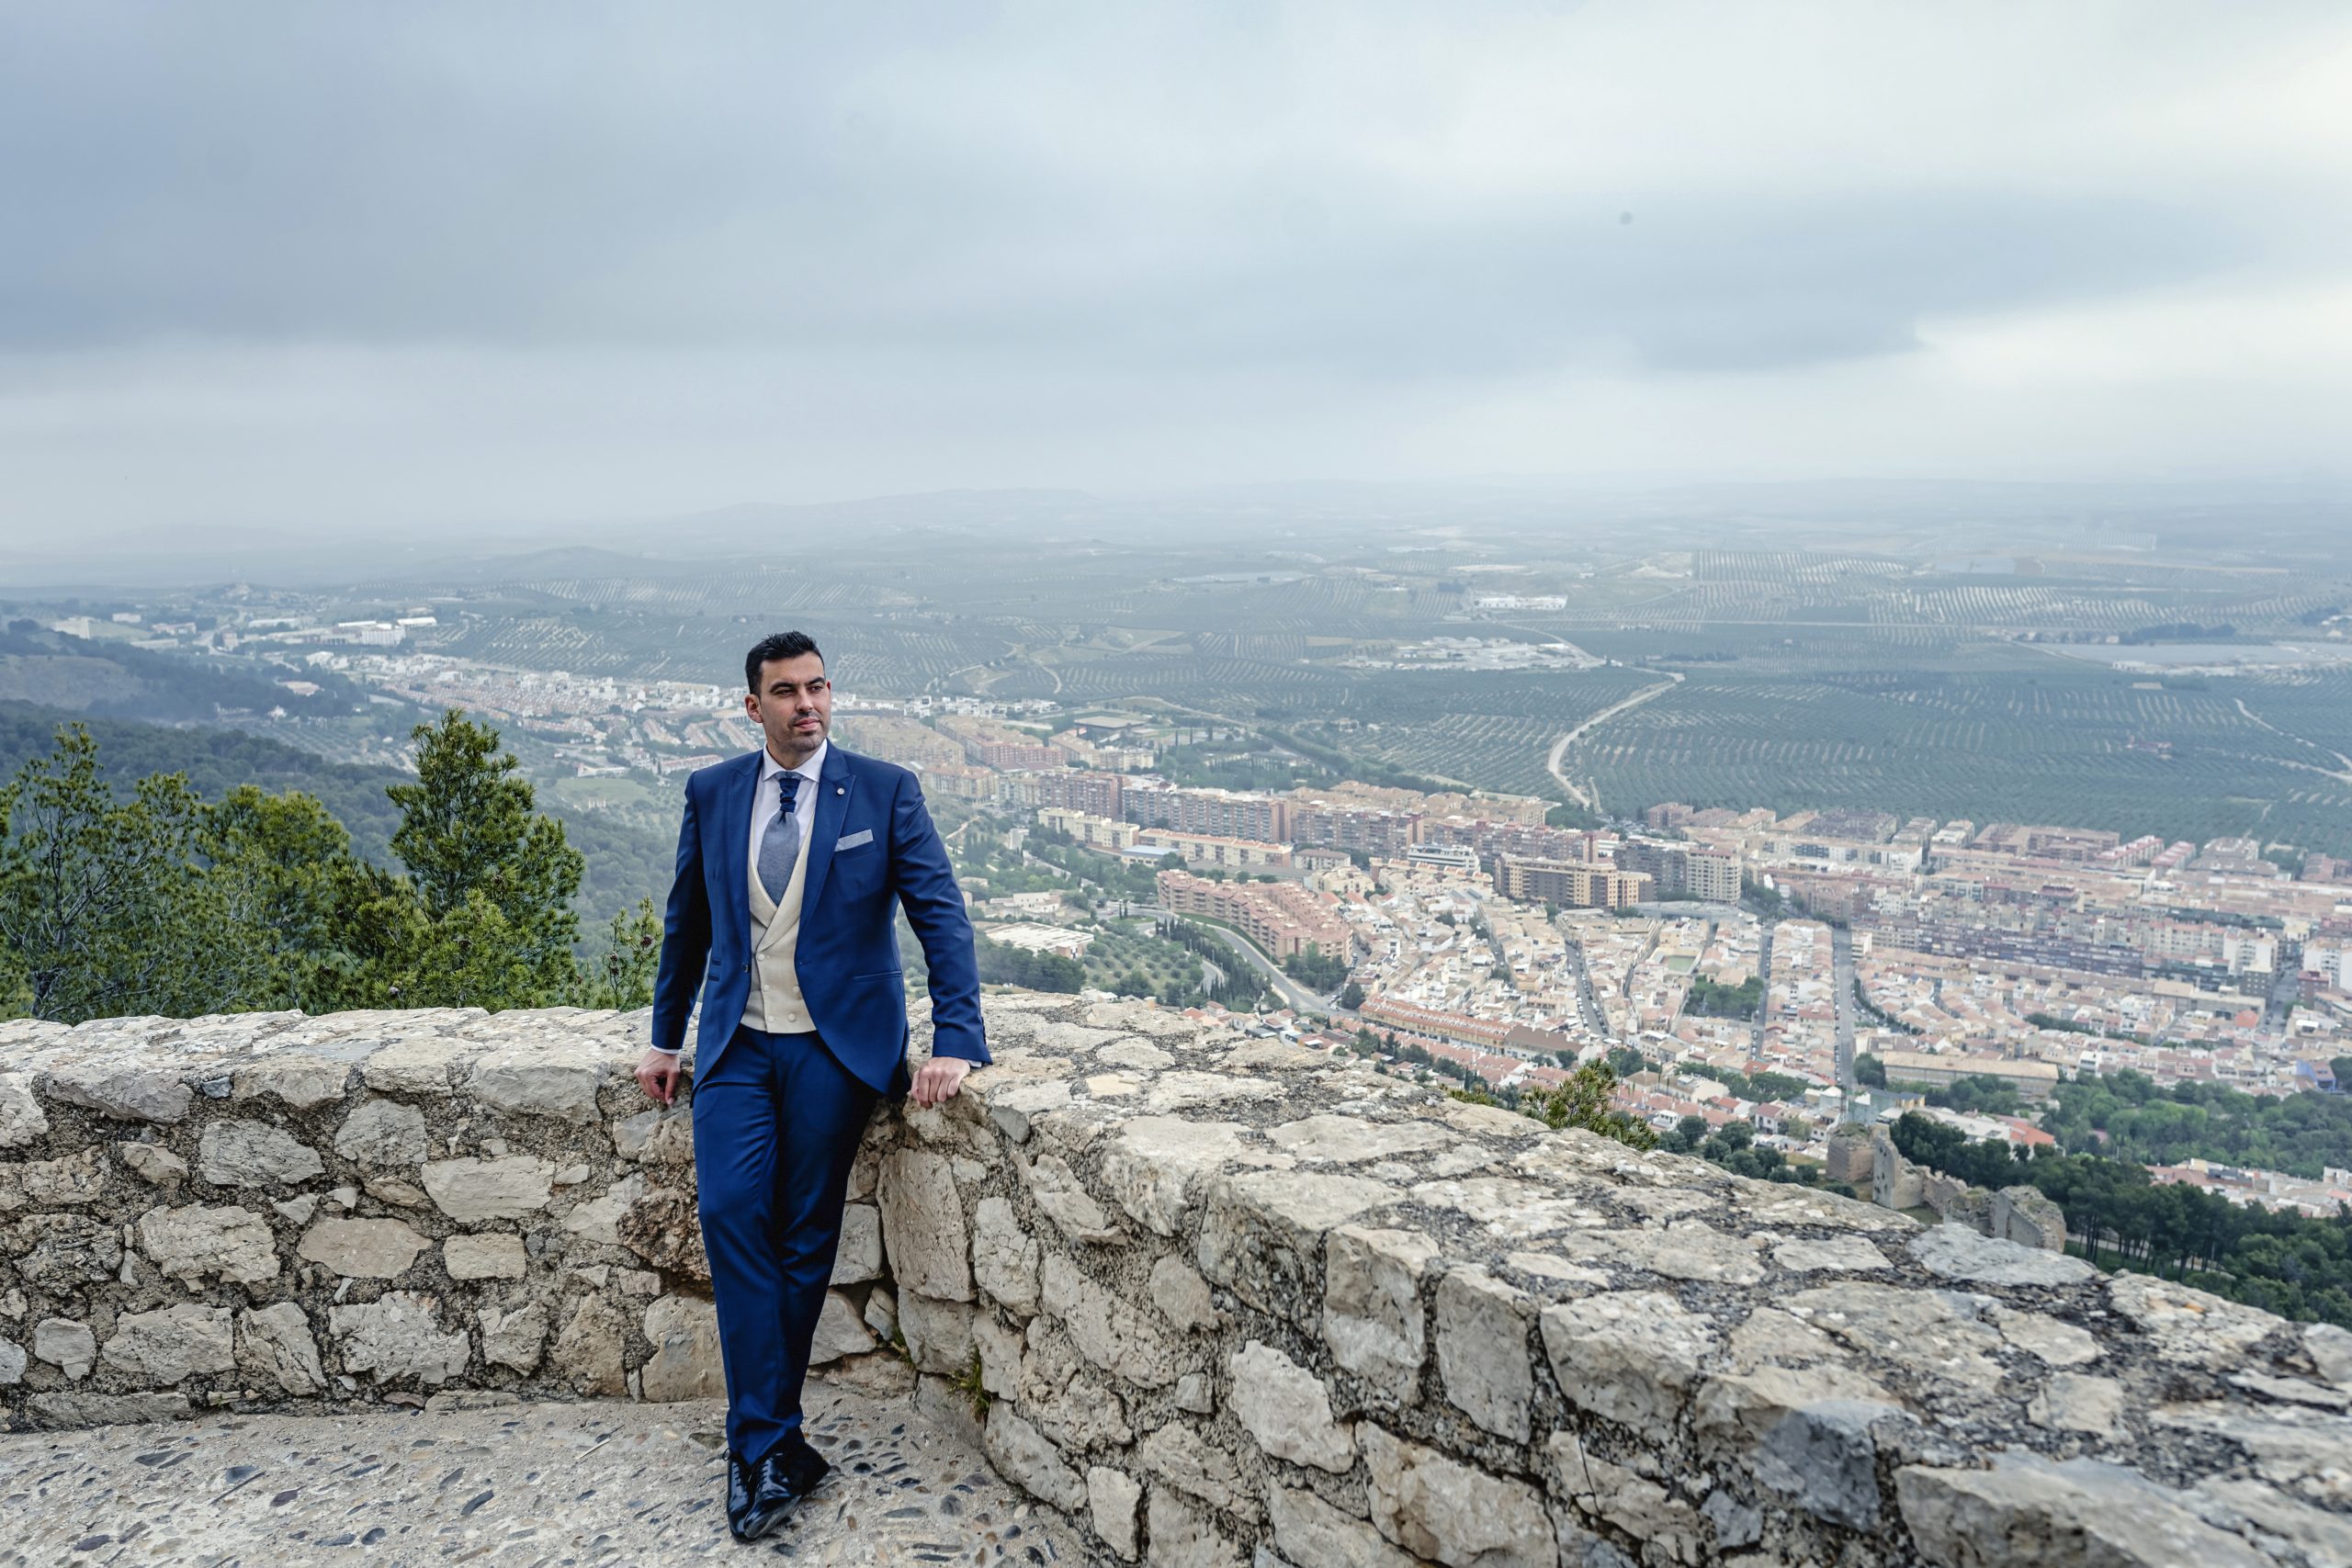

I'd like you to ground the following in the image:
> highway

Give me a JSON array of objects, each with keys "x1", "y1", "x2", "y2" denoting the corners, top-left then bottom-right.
[{"x1": 1167, "y1": 917, "x2": 1331, "y2": 1017}]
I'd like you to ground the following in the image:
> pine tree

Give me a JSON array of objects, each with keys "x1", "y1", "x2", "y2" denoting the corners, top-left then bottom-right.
[{"x1": 381, "y1": 711, "x2": 586, "y2": 1008}]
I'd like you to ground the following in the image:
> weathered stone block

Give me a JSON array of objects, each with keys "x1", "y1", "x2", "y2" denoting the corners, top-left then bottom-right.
[
  {"x1": 442, "y1": 1232, "x2": 527, "y2": 1280},
  {"x1": 1548, "y1": 1431, "x2": 1705, "y2": 1563},
  {"x1": 550, "y1": 1292, "x2": 628, "y2": 1395},
  {"x1": 614, "y1": 1183, "x2": 707, "y2": 1280},
  {"x1": 1897, "y1": 1455, "x2": 2274, "y2": 1568},
  {"x1": 879, "y1": 1146, "x2": 974, "y2": 1301},
  {"x1": 1907, "y1": 1224, "x2": 2094, "y2": 1287},
  {"x1": 138, "y1": 1203, "x2": 278, "y2": 1285},
  {"x1": 1540, "y1": 1292, "x2": 1717, "y2": 1430},
  {"x1": 235, "y1": 1302, "x2": 326, "y2": 1395},
  {"x1": 334, "y1": 1292, "x2": 470, "y2": 1386},
  {"x1": 1089, "y1": 1465, "x2": 1143, "y2": 1562},
  {"x1": 1771, "y1": 1235, "x2": 1889, "y2": 1273},
  {"x1": 1023, "y1": 1150, "x2": 1125, "y2": 1244},
  {"x1": 1361, "y1": 1424, "x2": 1553, "y2": 1568},
  {"x1": 298, "y1": 1217, "x2": 430, "y2": 1279},
  {"x1": 831, "y1": 1201, "x2": 884, "y2": 1285},
  {"x1": 1322, "y1": 1225, "x2": 1436, "y2": 1401},
  {"x1": 1268, "y1": 1485, "x2": 1419, "y2": 1568},
  {"x1": 1138, "y1": 1421, "x2": 1252, "y2": 1517},
  {"x1": 198, "y1": 1119, "x2": 325, "y2": 1187},
  {"x1": 1099, "y1": 1116, "x2": 1259, "y2": 1236},
  {"x1": 639, "y1": 1294, "x2": 724, "y2": 1400},
  {"x1": 1433, "y1": 1266, "x2": 1533, "y2": 1441},
  {"x1": 421, "y1": 1156, "x2": 554, "y2": 1222},
  {"x1": 101, "y1": 1303, "x2": 236, "y2": 1386},
  {"x1": 1201, "y1": 1171, "x2": 1395, "y2": 1321},
  {"x1": 469, "y1": 1047, "x2": 604, "y2": 1122},
  {"x1": 984, "y1": 1405, "x2": 1085, "y2": 1512},
  {"x1": 973, "y1": 1195, "x2": 1042, "y2": 1314},
  {"x1": 1228, "y1": 1339, "x2": 1353, "y2": 1472},
  {"x1": 479, "y1": 1303, "x2": 547, "y2": 1373},
  {"x1": 2105, "y1": 1273, "x2": 2278, "y2": 1371},
  {"x1": 119, "y1": 1141, "x2": 187, "y2": 1186},
  {"x1": 333, "y1": 1100, "x2": 428, "y2": 1167},
  {"x1": 1146, "y1": 1485, "x2": 1244, "y2": 1568},
  {"x1": 46, "y1": 1063, "x2": 191, "y2": 1124},
  {"x1": 1041, "y1": 1251, "x2": 1178, "y2": 1386},
  {"x1": 0, "y1": 1147, "x2": 108, "y2": 1208},
  {"x1": 2028, "y1": 1372, "x2": 2125, "y2": 1436},
  {"x1": 899, "y1": 1291, "x2": 975, "y2": 1374},
  {"x1": 6, "y1": 1213, "x2": 123, "y2": 1288},
  {"x1": 812, "y1": 1289, "x2": 880, "y2": 1365},
  {"x1": 33, "y1": 1316, "x2": 96, "y2": 1380},
  {"x1": 1150, "y1": 1254, "x2": 1219, "y2": 1332},
  {"x1": 231, "y1": 1056, "x2": 349, "y2": 1111},
  {"x1": 610, "y1": 1105, "x2": 695, "y2": 1164},
  {"x1": 0, "y1": 1072, "x2": 48, "y2": 1147}
]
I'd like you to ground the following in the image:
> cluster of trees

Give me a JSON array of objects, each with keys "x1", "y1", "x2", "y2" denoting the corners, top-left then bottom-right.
[
  {"x1": 1924, "y1": 1074, "x2": 2024, "y2": 1117},
  {"x1": 2042, "y1": 1068, "x2": 2352, "y2": 1180},
  {"x1": 1280, "y1": 943, "x2": 1349, "y2": 991},
  {"x1": 1156, "y1": 919, "x2": 1272, "y2": 1010},
  {"x1": 1449, "y1": 1062, "x2": 1657, "y2": 1151},
  {"x1": 1154, "y1": 743, "x2": 1335, "y2": 795},
  {"x1": 972, "y1": 935, "x2": 1085, "y2": 993},
  {"x1": 1601, "y1": 1046, "x2": 1806, "y2": 1107},
  {"x1": 0, "y1": 716, "x2": 661, "y2": 1024},
  {"x1": 1891, "y1": 1111, "x2": 2352, "y2": 1329},
  {"x1": 1021, "y1": 825, "x2": 1162, "y2": 903},
  {"x1": 1656, "y1": 1114, "x2": 1840, "y2": 1190}
]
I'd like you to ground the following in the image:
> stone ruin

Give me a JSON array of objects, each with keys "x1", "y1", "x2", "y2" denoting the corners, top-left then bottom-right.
[
  {"x1": 1848, "y1": 1122, "x2": 2071, "y2": 1253},
  {"x1": 2, "y1": 995, "x2": 2348, "y2": 1567}
]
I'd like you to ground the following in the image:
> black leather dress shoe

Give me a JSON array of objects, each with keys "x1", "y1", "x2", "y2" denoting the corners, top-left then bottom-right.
[
  {"x1": 778, "y1": 1432, "x2": 831, "y2": 1496},
  {"x1": 726, "y1": 1447, "x2": 803, "y2": 1542}
]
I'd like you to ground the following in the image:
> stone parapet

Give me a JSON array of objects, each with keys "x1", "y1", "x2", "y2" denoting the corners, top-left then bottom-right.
[{"x1": 4, "y1": 998, "x2": 2349, "y2": 1567}]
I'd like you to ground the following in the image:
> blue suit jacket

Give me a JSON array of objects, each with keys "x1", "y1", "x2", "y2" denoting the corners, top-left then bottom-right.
[{"x1": 648, "y1": 744, "x2": 989, "y2": 1093}]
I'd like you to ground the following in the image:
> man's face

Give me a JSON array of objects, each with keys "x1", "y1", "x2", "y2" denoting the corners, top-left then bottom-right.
[{"x1": 746, "y1": 652, "x2": 831, "y2": 761}]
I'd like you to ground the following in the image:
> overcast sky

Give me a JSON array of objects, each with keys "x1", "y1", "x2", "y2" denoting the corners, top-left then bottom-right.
[{"x1": 3, "y1": 1, "x2": 2349, "y2": 541}]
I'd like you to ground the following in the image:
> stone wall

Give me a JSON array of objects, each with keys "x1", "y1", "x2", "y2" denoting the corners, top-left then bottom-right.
[{"x1": 5, "y1": 999, "x2": 2349, "y2": 1567}]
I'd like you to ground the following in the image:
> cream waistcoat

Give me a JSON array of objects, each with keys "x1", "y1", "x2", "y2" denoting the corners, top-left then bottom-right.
[{"x1": 741, "y1": 814, "x2": 815, "y2": 1033}]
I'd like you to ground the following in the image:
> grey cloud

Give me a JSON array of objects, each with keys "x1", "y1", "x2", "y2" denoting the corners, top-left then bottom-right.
[{"x1": 0, "y1": 6, "x2": 2254, "y2": 377}]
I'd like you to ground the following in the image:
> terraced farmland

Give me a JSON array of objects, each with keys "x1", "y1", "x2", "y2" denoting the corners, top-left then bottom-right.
[{"x1": 1552, "y1": 667, "x2": 2352, "y2": 854}]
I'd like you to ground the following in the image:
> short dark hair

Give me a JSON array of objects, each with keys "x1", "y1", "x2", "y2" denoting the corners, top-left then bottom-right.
[{"x1": 746, "y1": 631, "x2": 825, "y2": 692}]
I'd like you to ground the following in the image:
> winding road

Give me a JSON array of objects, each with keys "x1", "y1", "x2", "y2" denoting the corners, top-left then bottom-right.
[{"x1": 1545, "y1": 671, "x2": 1684, "y2": 812}]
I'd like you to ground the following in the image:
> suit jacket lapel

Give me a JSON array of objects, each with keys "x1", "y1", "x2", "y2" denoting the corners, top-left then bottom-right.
[
  {"x1": 718, "y1": 750, "x2": 761, "y2": 943},
  {"x1": 799, "y1": 745, "x2": 856, "y2": 918}
]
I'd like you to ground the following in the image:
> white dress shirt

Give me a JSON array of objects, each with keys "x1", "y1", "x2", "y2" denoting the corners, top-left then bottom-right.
[{"x1": 746, "y1": 739, "x2": 827, "y2": 897}]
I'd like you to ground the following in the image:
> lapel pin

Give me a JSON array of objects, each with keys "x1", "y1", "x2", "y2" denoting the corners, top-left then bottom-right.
[{"x1": 836, "y1": 785, "x2": 845, "y2": 795}]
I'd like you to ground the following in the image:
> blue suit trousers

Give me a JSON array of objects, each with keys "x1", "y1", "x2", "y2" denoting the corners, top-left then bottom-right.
[{"x1": 690, "y1": 1025, "x2": 878, "y2": 1467}]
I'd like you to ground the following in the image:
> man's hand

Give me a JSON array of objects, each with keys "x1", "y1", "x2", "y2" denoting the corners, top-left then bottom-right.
[
  {"x1": 637, "y1": 1047, "x2": 684, "y2": 1106},
  {"x1": 910, "y1": 1056, "x2": 971, "y2": 1108}
]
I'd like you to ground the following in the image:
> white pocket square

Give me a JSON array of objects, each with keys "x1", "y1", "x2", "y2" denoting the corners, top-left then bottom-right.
[{"x1": 835, "y1": 829, "x2": 874, "y2": 851}]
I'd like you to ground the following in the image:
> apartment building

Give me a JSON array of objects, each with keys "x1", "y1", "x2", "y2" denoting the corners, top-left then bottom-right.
[
  {"x1": 1495, "y1": 855, "x2": 1653, "y2": 909},
  {"x1": 1136, "y1": 829, "x2": 1294, "y2": 868},
  {"x1": 1155, "y1": 870, "x2": 1353, "y2": 962},
  {"x1": 1125, "y1": 784, "x2": 1292, "y2": 842},
  {"x1": 1035, "y1": 807, "x2": 1139, "y2": 852},
  {"x1": 1005, "y1": 770, "x2": 1125, "y2": 818},
  {"x1": 1617, "y1": 838, "x2": 1741, "y2": 902}
]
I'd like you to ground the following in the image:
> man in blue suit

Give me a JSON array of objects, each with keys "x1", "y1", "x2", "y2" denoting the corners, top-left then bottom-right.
[{"x1": 637, "y1": 629, "x2": 989, "y2": 1541}]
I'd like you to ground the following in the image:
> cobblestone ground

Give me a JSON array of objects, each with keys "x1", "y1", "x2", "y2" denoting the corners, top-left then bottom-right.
[{"x1": 0, "y1": 1380, "x2": 1091, "y2": 1568}]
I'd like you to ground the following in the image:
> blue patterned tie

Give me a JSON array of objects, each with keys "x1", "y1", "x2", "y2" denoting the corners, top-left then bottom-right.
[{"x1": 758, "y1": 773, "x2": 803, "y2": 903}]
